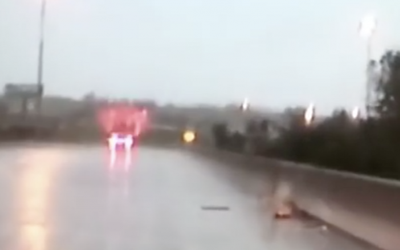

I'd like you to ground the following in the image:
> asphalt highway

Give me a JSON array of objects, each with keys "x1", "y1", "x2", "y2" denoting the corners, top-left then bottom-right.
[{"x1": 0, "y1": 143, "x2": 380, "y2": 250}]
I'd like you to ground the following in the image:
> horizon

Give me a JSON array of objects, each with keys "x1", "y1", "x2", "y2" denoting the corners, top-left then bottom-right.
[{"x1": 0, "y1": 83, "x2": 364, "y2": 116}]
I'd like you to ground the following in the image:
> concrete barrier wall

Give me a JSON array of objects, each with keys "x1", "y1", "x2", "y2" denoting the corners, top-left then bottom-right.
[{"x1": 194, "y1": 148, "x2": 400, "y2": 250}]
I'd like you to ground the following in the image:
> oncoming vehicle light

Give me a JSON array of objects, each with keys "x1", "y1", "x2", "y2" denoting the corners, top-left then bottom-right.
[{"x1": 182, "y1": 130, "x2": 196, "y2": 143}]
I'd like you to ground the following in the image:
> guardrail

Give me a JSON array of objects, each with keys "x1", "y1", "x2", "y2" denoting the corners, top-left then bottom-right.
[{"x1": 194, "y1": 148, "x2": 400, "y2": 250}]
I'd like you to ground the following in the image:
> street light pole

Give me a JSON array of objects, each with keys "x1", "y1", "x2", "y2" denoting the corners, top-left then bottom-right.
[
  {"x1": 359, "y1": 14, "x2": 377, "y2": 118},
  {"x1": 37, "y1": 0, "x2": 47, "y2": 114},
  {"x1": 364, "y1": 35, "x2": 372, "y2": 118}
]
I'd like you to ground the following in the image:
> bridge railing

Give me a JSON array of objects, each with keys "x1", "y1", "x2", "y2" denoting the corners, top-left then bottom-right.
[{"x1": 194, "y1": 148, "x2": 400, "y2": 250}]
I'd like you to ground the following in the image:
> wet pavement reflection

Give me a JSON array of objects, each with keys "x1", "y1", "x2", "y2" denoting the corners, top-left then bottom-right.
[
  {"x1": 16, "y1": 148, "x2": 69, "y2": 250},
  {"x1": 0, "y1": 144, "x2": 380, "y2": 250}
]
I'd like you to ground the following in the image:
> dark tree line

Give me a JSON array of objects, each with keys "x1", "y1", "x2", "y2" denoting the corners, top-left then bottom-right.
[{"x1": 211, "y1": 50, "x2": 400, "y2": 180}]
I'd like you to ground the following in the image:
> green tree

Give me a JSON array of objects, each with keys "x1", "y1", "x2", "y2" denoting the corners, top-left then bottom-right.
[
  {"x1": 211, "y1": 123, "x2": 229, "y2": 148},
  {"x1": 209, "y1": 50, "x2": 400, "y2": 180},
  {"x1": 375, "y1": 50, "x2": 400, "y2": 119},
  {"x1": 371, "y1": 50, "x2": 400, "y2": 178}
]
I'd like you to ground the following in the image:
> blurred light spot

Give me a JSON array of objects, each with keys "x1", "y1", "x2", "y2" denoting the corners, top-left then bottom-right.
[
  {"x1": 359, "y1": 13, "x2": 377, "y2": 38},
  {"x1": 17, "y1": 149, "x2": 67, "y2": 250},
  {"x1": 182, "y1": 130, "x2": 196, "y2": 143}
]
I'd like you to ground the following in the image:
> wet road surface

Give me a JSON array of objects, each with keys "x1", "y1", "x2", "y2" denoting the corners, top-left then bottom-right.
[{"x1": 0, "y1": 143, "x2": 380, "y2": 250}]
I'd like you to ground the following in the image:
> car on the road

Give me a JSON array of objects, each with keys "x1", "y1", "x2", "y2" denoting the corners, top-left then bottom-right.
[
  {"x1": 107, "y1": 132, "x2": 135, "y2": 151},
  {"x1": 97, "y1": 104, "x2": 148, "y2": 152}
]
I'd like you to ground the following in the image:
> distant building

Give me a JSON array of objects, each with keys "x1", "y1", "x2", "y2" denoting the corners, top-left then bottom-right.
[{"x1": 3, "y1": 83, "x2": 43, "y2": 114}]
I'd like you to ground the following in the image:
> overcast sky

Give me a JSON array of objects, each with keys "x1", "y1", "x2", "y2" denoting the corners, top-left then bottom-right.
[{"x1": 1, "y1": 0, "x2": 400, "y2": 113}]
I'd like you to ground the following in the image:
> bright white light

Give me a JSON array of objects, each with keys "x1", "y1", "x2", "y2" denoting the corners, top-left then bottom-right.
[
  {"x1": 108, "y1": 133, "x2": 118, "y2": 151},
  {"x1": 359, "y1": 14, "x2": 377, "y2": 38},
  {"x1": 241, "y1": 97, "x2": 249, "y2": 111},
  {"x1": 304, "y1": 103, "x2": 315, "y2": 125},
  {"x1": 351, "y1": 107, "x2": 360, "y2": 119},
  {"x1": 108, "y1": 134, "x2": 134, "y2": 151},
  {"x1": 124, "y1": 136, "x2": 133, "y2": 150}
]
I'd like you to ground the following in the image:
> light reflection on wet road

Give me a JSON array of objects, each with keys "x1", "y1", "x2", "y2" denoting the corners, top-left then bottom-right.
[{"x1": 0, "y1": 144, "x2": 380, "y2": 250}]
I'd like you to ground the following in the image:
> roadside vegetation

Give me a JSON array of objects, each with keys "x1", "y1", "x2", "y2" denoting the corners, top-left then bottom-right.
[{"x1": 211, "y1": 50, "x2": 400, "y2": 180}]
